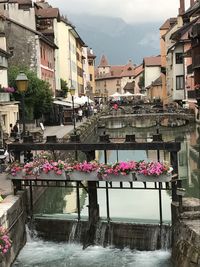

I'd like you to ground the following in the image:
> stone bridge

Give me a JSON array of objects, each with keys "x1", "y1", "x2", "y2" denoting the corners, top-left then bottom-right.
[{"x1": 100, "y1": 108, "x2": 195, "y2": 128}]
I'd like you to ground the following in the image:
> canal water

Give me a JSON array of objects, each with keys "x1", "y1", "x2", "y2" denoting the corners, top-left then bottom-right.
[{"x1": 13, "y1": 123, "x2": 200, "y2": 266}]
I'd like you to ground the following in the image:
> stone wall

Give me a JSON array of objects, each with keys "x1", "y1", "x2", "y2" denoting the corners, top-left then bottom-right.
[
  {"x1": 0, "y1": 191, "x2": 27, "y2": 267},
  {"x1": 172, "y1": 198, "x2": 200, "y2": 267},
  {"x1": 3, "y1": 19, "x2": 39, "y2": 72}
]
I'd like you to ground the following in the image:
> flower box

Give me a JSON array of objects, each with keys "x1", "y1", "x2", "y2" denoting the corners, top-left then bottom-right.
[
  {"x1": 9, "y1": 170, "x2": 66, "y2": 180},
  {"x1": 102, "y1": 173, "x2": 133, "y2": 182},
  {"x1": 0, "y1": 93, "x2": 10, "y2": 102},
  {"x1": 135, "y1": 173, "x2": 172, "y2": 182},
  {"x1": 66, "y1": 171, "x2": 99, "y2": 181}
]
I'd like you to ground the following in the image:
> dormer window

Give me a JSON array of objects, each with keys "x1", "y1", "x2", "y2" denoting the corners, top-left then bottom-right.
[{"x1": 128, "y1": 67, "x2": 132, "y2": 71}]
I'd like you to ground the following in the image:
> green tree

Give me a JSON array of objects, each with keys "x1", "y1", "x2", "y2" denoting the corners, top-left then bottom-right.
[
  {"x1": 60, "y1": 79, "x2": 69, "y2": 97},
  {"x1": 8, "y1": 66, "x2": 53, "y2": 120},
  {"x1": 138, "y1": 75, "x2": 144, "y2": 89}
]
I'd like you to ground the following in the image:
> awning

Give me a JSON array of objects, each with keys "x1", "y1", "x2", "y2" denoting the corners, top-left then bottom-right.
[{"x1": 53, "y1": 100, "x2": 79, "y2": 108}]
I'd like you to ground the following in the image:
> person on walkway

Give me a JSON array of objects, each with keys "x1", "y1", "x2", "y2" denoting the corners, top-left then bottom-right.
[{"x1": 78, "y1": 107, "x2": 83, "y2": 122}]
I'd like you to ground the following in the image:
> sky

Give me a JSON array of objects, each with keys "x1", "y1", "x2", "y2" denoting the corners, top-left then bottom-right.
[{"x1": 47, "y1": 0, "x2": 191, "y2": 24}]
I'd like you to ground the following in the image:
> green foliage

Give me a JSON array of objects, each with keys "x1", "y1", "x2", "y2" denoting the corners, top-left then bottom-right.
[
  {"x1": 8, "y1": 66, "x2": 53, "y2": 120},
  {"x1": 60, "y1": 79, "x2": 69, "y2": 97},
  {"x1": 138, "y1": 75, "x2": 144, "y2": 89}
]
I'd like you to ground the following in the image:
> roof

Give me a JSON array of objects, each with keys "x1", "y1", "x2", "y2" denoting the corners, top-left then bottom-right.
[
  {"x1": 143, "y1": 56, "x2": 161, "y2": 67},
  {"x1": 98, "y1": 54, "x2": 110, "y2": 67},
  {"x1": 184, "y1": 1, "x2": 200, "y2": 17},
  {"x1": 0, "y1": 14, "x2": 58, "y2": 49},
  {"x1": 123, "y1": 81, "x2": 135, "y2": 91},
  {"x1": 171, "y1": 17, "x2": 199, "y2": 41},
  {"x1": 36, "y1": 8, "x2": 60, "y2": 19},
  {"x1": 0, "y1": 0, "x2": 32, "y2": 3},
  {"x1": 0, "y1": 47, "x2": 10, "y2": 57},
  {"x1": 16, "y1": 0, "x2": 32, "y2": 4},
  {"x1": 120, "y1": 60, "x2": 135, "y2": 77},
  {"x1": 151, "y1": 76, "x2": 162, "y2": 86},
  {"x1": 134, "y1": 64, "x2": 144, "y2": 77},
  {"x1": 160, "y1": 18, "x2": 177, "y2": 30}
]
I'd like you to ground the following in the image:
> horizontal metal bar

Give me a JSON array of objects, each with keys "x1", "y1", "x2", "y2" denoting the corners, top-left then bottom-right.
[{"x1": 8, "y1": 141, "x2": 181, "y2": 152}]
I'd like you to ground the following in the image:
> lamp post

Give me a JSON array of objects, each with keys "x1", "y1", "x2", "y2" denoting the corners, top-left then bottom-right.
[
  {"x1": 70, "y1": 85, "x2": 76, "y2": 135},
  {"x1": 85, "y1": 86, "x2": 90, "y2": 115},
  {"x1": 15, "y1": 72, "x2": 28, "y2": 136}
]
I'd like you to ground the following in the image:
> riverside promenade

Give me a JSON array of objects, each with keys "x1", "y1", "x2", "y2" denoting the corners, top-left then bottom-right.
[{"x1": 0, "y1": 119, "x2": 87, "y2": 197}]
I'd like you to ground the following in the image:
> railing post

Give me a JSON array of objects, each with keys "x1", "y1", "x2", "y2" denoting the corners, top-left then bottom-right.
[{"x1": 170, "y1": 151, "x2": 179, "y2": 202}]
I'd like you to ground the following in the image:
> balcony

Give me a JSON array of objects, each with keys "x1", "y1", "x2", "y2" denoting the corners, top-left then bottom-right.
[
  {"x1": 191, "y1": 24, "x2": 200, "y2": 38},
  {"x1": 188, "y1": 89, "x2": 200, "y2": 99},
  {"x1": 187, "y1": 64, "x2": 193, "y2": 74},
  {"x1": 192, "y1": 54, "x2": 200, "y2": 69}
]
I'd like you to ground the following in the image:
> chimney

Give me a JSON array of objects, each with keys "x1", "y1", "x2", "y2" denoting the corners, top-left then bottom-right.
[
  {"x1": 90, "y1": 48, "x2": 93, "y2": 54},
  {"x1": 179, "y1": 0, "x2": 185, "y2": 15},
  {"x1": 190, "y1": 0, "x2": 195, "y2": 6}
]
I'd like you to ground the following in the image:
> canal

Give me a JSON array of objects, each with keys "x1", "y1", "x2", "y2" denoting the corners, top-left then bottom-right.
[{"x1": 13, "y1": 123, "x2": 200, "y2": 267}]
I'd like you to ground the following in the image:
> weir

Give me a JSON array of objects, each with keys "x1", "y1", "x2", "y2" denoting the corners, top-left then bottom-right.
[{"x1": 8, "y1": 133, "x2": 183, "y2": 250}]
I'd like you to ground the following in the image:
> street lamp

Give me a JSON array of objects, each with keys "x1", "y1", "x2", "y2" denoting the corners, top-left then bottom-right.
[
  {"x1": 85, "y1": 86, "x2": 90, "y2": 108},
  {"x1": 15, "y1": 72, "x2": 28, "y2": 136},
  {"x1": 70, "y1": 85, "x2": 76, "y2": 135}
]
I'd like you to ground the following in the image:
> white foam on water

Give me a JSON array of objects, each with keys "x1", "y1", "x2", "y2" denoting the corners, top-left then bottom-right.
[{"x1": 13, "y1": 239, "x2": 173, "y2": 267}]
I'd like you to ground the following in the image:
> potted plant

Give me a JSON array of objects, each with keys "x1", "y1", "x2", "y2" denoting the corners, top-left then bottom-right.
[{"x1": 135, "y1": 161, "x2": 173, "y2": 182}]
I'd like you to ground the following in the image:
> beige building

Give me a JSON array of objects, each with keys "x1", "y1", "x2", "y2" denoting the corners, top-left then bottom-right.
[
  {"x1": 159, "y1": 18, "x2": 177, "y2": 104},
  {"x1": 0, "y1": 35, "x2": 19, "y2": 137},
  {"x1": 95, "y1": 55, "x2": 143, "y2": 98}
]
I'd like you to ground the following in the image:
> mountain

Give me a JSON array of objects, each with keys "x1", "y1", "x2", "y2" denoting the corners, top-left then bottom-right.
[{"x1": 67, "y1": 13, "x2": 162, "y2": 65}]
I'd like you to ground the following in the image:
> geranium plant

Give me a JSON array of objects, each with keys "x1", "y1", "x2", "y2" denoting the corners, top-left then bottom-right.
[
  {"x1": 137, "y1": 161, "x2": 172, "y2": 176},
  {"x1": 7, "y1": 155, "x2": 172, "y2": 180},
  {"x1": 0, "y1": 226, "x2": 12, "y2": 255},
  {"x1": 0, "y1": 86, "x2": 15, "y2": 93},
  {"x1": 97, "y1": 161, "x2": 137, "y2": 177}
]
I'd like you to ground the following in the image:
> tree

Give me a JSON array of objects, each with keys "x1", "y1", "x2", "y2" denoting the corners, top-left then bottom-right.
[
  {"x1": 8, "y1": 66, "x2": 53, "y2": 120},
  {"x1": 60, "y1": 79, "x2": 69, "y2": 98},
  {"x1": 138, "y1": 75, "x2": 144, "y2": 89}
]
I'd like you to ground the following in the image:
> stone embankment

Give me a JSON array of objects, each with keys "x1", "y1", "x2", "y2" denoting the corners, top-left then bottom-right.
[
  {"x1": 0, "y1": 192, "x2": 27, "y2": 267},
  {"x1": 172, "y1": 198, "x2": 200, "y2": 267}
]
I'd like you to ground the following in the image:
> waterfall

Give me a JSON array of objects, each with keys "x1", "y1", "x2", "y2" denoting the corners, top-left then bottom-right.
[
  {"x1": 94, "y1": 221, "x2": 107, "y2": 246},
  {"x1": 68, "y1": 221, "x2": 77, "y2": 243},
  {"x1": 68, "y1": 221, "x2": 84, "y2": 243},
  {"x1": 160, "y1": 225, "x2": 171, "y2": 250}
]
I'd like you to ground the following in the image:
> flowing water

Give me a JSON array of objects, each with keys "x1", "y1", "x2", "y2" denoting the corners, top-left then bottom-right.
[
  {"x1": 13, "y1": 238, "x2": 173, "y2": 267},
  {"x1": 13, "y1": 123, "x2": 200, "y2": 266}
]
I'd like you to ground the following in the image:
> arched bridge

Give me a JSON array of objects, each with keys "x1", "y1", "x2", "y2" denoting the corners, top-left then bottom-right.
[{"x1": 100, "y1": 107, "x2": 195, "y2": 128}]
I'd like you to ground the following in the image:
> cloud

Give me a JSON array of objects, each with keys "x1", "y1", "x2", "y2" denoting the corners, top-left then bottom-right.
[
  {"x1": 47, "y1": 0, "x2": 184, "y2": 23},
  {"x1": 138, "y1": 32, "x2": 160, "y2": 50}
]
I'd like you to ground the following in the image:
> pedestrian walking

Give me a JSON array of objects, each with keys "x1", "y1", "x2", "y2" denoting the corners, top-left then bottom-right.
[{"x1": 78, "y1": 107, "x2": 83, "y2": 122}]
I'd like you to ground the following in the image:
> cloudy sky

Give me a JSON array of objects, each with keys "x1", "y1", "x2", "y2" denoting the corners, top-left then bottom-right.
[{"x1": 47, "y1": 0, "x2": 191, "y2": 24}]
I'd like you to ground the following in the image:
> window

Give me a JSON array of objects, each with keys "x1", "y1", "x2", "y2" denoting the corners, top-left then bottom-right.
[
  {"x1": 175, "y1": 53, "x2": 183, "y2": 64},
  {"x1": 176, "y1": 75, "x2": 184, "y2": 90},
  {"x1": 90, "y1": 74, "x2": 93, "y2": 81}
]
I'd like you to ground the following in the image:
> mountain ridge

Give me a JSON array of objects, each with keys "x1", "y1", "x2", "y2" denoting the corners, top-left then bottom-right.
[{"x1": 67, "y1": 13, "x2": 162, "y2": 65}]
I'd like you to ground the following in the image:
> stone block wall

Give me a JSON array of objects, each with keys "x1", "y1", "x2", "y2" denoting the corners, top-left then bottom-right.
[
  {"x1": 4, "y1": 20, "x2": 39, "y2": 72},
  {"x1": 172, "y1": 221, "x2": 200, "y2": 267},
  {"x1": 171, "y1": 198, "x2": 200, "y2": 267},
  {"x1": 0, "y1": 191, "x2": 27, "y2": 267}
]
